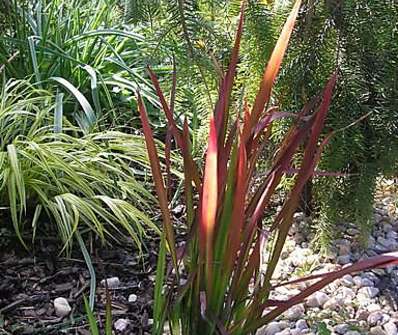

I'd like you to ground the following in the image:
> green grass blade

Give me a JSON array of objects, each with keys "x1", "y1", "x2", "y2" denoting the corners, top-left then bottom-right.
[
  {"x1": 77, "y1": 232, "x2": 96, "y2": 310},
  {"x1": 50, "y1": 76, "x2": 96, "y2": 132},
  {"x1": 54, "y1": 89, "x2": 64, "y2": 134},
  {"x1": 83, "y1": 295, "x2": 99, "y2": 335}
]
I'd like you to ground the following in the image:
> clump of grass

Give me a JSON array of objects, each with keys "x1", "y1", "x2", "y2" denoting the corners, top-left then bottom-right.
[{"x1": 0, "y1": 79, "x2": 159, "y2": 253}]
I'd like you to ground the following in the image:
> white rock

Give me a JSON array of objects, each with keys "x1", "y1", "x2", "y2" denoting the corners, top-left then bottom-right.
[
  {"x1": 128, "y1": 294, "x2": 138, "y2": 303},
  {"x1": 378, "y1": 237, "x2": 397, "y2": 250},
  {"x1": 383, "y1": 321, "x2": 398, "y2": 335},
  {"x1": 54, "y1": 297, "x2": 71, "y2": 317},
  {"x1": 285, "y1": 304, "x2": 305, "y2": 320},
  {"x1": 323, "y1": 297, "x2": 342, "y2": 311},
  {"x1": 358, "y1": 286, "x2": 380, "y2": 299},
  {"x1": 353, "y1": 275, "x2": 374, "y2": 287},
  {"x1": 341, "y1": 274, "x2": 354, "y2": 287},
  {"x1": 357, "y1": 294, "x2": 372, "y2": 307},
  {"x1": 261, "y1": 322, "x2": 281, "y2": 335},
  {"x1": 114, "y1": 318, "x2": 130, "y2": 331},
  {"x1": 306, "y1": 292, "x2": 329, "y2": 308},
  {"x1": 370, "y1": 326, "x2": 387, "y2": 335},
  {"x1": 336, "y1": 255, "x2": 351, "y2": 265},
  {"x1": 345, "y1": 332, "x2": 361, "y2": 335},
  {"x1": 337, "y1": 287, "x2": 356, "y2": 304},
  {"x1": 368, "y1": 311, "x2": 384, "y2": 326},
  {"x1": 334, "y1": 324, "x2": 349, "y2": 334},
  {"x1": 278, "y1": 321, "x2": 290, "y2": 330},
  {"x1": 276, "y1": 329, "x2": 291, "y2": 335},
  {"x1": 386, "y1": 231, "x2": 398, "y2": 240},
  {"x1": 101, "y1": 277, "x2": 120, "y2": 289},
  {"x1": 367, "y1": 303, "x2": 382, "y2": 313},
  {"x1": 290, "y1": 248, "x2": 312, "y2": 267},
  {"x1": 295, "y1": 319, "x2": 308, "y2": 330}
]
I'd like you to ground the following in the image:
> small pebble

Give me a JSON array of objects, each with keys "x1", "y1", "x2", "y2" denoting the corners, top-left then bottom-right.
[
  {"x1": 370, "y1": 326, "x2": 387, "y2": 335},
  {"x1": 368, "y1": 311, "x2": 384, "y2": 326},
  {"x1": 262, "y1": 322, "x2": 281, "y2": 335},
  {"x1": 359, "y1": 286, "x2": 380, "y2": 299},
  {"x1": 53, "y1": 297, "x2": 71, "y2": 317},
  {"x1": 295, "y1": 319, "x2": 308, "y2": 330},
  {"x1": 114, "y1": 318, "x2": 130, "y2": 332},
  {"x1": 383, "y1": 321, "x2": 398, "y2": 335},
  {"x1": 128, "y1": 294, "x2": 138, "y2": 303},
  {"x1": 285, "y1": 304, "x2": 305, "y2": 320},
  {"x1": 101, "y1": 277, "x2": 120, "y2": 289}
]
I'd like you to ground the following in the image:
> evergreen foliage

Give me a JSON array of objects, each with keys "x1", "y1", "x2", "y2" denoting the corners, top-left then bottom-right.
[{"x1": 276, "y1": 0, "x2": 398, "y2": 246}]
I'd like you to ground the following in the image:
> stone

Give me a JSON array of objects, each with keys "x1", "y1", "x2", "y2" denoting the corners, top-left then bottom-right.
[
  {"x1": 323, "y1": 297, "x2": 342, "y2": 311},
  {"x1": 306, "y1": 292, "x2": 329, "y2": 308},
  {"x1": 290, "y1": 248, "x2": 312, "y2": 267},
  {"x1": 262, "y1": 322, "x2": 281, "y2": 335},
  {"x1": 295, "y1": 319, "x2": 308, "y2": 330},
  {"x1": 357, "y1": 294, "x2": 372, "y2": 307},
  {"x1": 285, "y1": 304, "x2": 305, "y2": 320},
  {"x1": 128, "y1": 294, "x2": 138, "y2": 303},
  {"x1": 368, "y1": 311, "x2": 384, "y2": 326},
  {"x1": 377, "y1": 237, "x2": 397, "y2": 250},
  {"x1": 386, "y1": 231, "x2": 398, "y2": 240},
  {"x1": 337, "y1": 287, "x2": 356, "y2": 304},
  {"x1": 334, "y1": 324, "x2": 349, "y2": 334},
  {"x1": 54, "y1": 297, "x2": 71, "y2": 317},
  {"x1": 345, "y1": 332, "x2": 361, "y2": 335},
  {"x1": 338, "y1": 244, "x2": 351, "y2": 256},
  {"x1": 370, "y1": 326, "x2": 387, "y2": 335},
  {"x1": 101, "y1": 277, "x2": 120, "y2": 289},
  {"x1": 276, "y1": 329, "x2": 291, "y2": 335},
  {"x1": 336, "y1": 255, "x2": 351, "y2": 265},
  {"x1": 353, "y1": 275, "x2": 374, "y2": 287},
  {"x1": 278, "y1": 321, "x2": 290, "y2": 330},
  {"x1": 341, "y1": 274, "x2": 354, "y2": 286},
  {"x1": 356, "y1": 309, "x2": 370, "y2": 321},
  {"x1": 358, "y1": 286, "x2": 380, "y2": 299},
  {"x1": 383, "y1": 321, "x2": 398, "y2": 335},
  {"x1": 367, "y1": 303, "x2": 382, "y2": 313},
  {"x1": 114, "y1": 318, "x2": 130, "y2": 332}
]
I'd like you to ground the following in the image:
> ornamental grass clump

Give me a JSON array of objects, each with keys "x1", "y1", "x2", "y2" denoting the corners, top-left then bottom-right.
[{"x1": 138, "y1": 1, "x2": 398, "y2": 334}]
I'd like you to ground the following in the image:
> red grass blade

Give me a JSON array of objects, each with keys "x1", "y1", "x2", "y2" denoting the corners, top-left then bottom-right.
[
  {"x1": 214, "y1": 0, "x2": 246, "y2": 145},
  {"x1": 226, "y1": 132, "x2": 247, "y2": 272},
  {"x1": 147, "y1": 67, "x2": 202, "y2": 189},
  {"x1": 250, "y1": 0, "x2": 302, "y2": 128},
  {"x1": 136, "y1": 92, "x2": 177, "y2": 268},
  {"x1": 200, "y1": 117, "x2": 218, "y2": 293},
  {"x1": 165, "y1": 126, "x2": 173, "y2": 200}
]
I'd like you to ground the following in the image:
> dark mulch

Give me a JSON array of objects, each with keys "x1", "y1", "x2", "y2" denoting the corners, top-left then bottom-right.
[{"x1": 0, "y1": 236, "x2": 159, "y2": 335}]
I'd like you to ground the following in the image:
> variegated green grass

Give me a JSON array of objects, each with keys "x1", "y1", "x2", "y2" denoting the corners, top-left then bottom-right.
[{"x1": 0, "y1": 79, "x2": 160, "y2": 253}]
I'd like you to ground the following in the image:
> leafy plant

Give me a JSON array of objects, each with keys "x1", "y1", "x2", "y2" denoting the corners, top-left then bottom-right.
[
  {"x1": 0, "y1": 0, "x2": 158, "y2": 127},
  {"x1": 0, "y1": 79, "x2": 158, "y2": 252},
  {"x1": 275, "y1": 0, "x2": 398, "y2": 245},
  {"x1": 138, "y1": 1, "x2": 398, "y2": 334}
]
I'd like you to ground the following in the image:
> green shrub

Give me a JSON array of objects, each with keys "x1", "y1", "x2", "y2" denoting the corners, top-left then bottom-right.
[
  {"x1": 0, "y1": 0, "x2": 158, "y2": 127},
  {"x1": 275, "y1": 0, "x2": 398, "y2": 245},
  {"x1": 0, "y1": 79, "x2": 158, "y2": 252}
]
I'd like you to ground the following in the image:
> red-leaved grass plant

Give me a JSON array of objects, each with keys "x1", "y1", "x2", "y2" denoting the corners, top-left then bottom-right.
[{"x1": 137, "y1": 1, "x2": 398, "y2": 334}]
